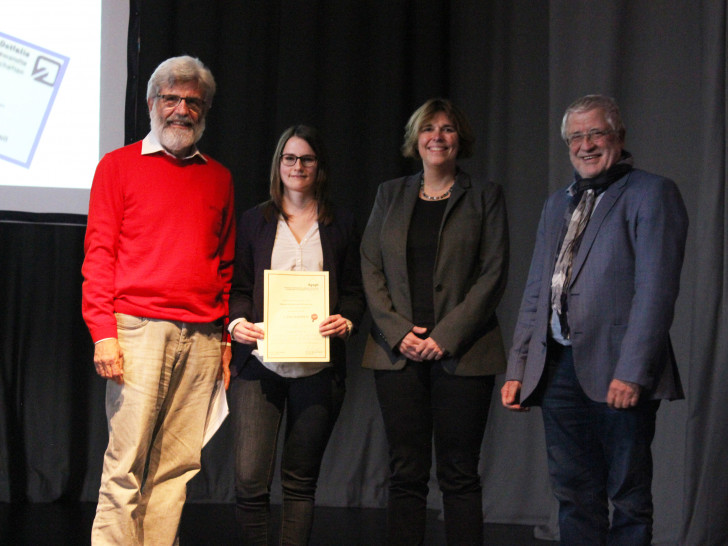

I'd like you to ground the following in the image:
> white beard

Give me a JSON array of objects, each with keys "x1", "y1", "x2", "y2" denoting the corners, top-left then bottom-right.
[{"x1": 150, "y1": 107, "x2": 206, "y2": 156}]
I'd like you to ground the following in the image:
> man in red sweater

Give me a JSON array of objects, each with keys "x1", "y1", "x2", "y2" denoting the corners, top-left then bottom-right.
[{"x1": 82, "y1": 56, "x2": 235, "y2": 545}]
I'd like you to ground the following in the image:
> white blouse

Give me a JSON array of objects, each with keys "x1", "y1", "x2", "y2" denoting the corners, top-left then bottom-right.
[{"x1": 254, "y1": 217, "x2": 330, "y2": 378}]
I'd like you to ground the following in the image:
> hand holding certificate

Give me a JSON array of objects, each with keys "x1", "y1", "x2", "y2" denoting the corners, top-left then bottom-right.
[{"x1": 263, "y1": 270, "x2": 330, "y2": 362}]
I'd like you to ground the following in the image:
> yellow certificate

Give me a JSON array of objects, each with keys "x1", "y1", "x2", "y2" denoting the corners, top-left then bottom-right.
[{"x1": 263, "y1": 270, "x2": 330, "y2": 362}]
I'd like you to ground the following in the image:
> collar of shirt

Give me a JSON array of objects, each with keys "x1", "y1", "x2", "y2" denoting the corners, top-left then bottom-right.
[
  {"x1": 271, "y1": 217, "x2": 323, "y2": 272},
  {"x1": 566, "y1": 180, "x2": 578, "y2": 198},
  {"x1": 565, "y1": 179, "x2": 606, "y2": 211},
  {"x1": 141, "y1": 132, "x2": 207, "y2": 162}
]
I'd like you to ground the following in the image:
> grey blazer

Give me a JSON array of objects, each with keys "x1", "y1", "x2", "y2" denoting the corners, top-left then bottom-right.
[
  {"x1": 507, "y1": 168, "x2": 688, "y2": 404},
  {"x1": 360, "y1": 170, "x2": 509, "y2": 376}
]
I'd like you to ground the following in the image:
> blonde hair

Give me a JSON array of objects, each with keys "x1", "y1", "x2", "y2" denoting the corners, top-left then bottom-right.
[{"x1": 401, "y1": 98, "x2": 475, "y2": 159}]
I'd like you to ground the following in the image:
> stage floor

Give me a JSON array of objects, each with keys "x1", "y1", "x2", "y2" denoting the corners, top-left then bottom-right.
[{"x1": 0, "y1": 502, "x2": 554, "y2": 545}]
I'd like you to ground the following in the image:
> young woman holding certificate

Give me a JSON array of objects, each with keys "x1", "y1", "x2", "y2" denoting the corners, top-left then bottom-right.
[{"x1": 228, "y1": 125, "x2": 365, "y2": 545}]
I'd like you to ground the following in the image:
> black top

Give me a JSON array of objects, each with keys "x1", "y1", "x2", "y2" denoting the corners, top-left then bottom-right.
[{"x1": 406, "y1": 198, "x2": 448, "y2": 332}]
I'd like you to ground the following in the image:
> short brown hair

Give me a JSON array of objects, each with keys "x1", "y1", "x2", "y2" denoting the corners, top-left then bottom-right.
[{"x1": 401, "y1": 98, "x2": 475, "y2": 159}]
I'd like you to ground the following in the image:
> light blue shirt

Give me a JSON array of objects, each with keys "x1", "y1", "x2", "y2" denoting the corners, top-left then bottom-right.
[{"x1": 549, "y1": 182, "x2": 606, "y2": 346}]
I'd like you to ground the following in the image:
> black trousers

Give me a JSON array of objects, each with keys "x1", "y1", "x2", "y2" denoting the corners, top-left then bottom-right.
[{"x1": 375, "y1": 361, "x2": 494, "y2": 546}]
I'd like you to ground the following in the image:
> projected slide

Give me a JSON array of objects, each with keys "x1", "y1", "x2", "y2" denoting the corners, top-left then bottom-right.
[
  {"x1": 0, "y1": 32, "x2": 69, "y2": 168},
  {"x1": 1, "y1": 1, "x2": 127, "y2": 215},
  {"x1": 1, "y1": 1, "x2": 101, "y2": 194}
]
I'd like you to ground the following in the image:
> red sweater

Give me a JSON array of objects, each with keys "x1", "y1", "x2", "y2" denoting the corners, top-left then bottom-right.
[{"x1": 82, "y1": 141, "x2": 235, "y2": 342}]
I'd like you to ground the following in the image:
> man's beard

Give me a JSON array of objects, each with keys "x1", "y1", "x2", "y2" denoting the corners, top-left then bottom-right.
[{"x1": 151, "y1": 108, "x2": 205, "y2": 156}]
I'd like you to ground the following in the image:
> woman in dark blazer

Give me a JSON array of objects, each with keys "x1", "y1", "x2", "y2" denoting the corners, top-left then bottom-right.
[
  {"x1": 360, "y1": 98, "x2": 509, "y2": 545},
  {"x1": 228, "y1": 125, "x2": 365, "y2": 545}
]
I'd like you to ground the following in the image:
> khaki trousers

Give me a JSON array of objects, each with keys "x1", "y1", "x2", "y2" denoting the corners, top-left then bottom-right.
[{"x1": 91, "y1": 314, "x2": 221, "y2": 545}]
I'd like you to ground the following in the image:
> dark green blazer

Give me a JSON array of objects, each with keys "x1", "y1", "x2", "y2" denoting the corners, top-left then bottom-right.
[{"x1": 360, "y1": 169, "x2": 509, "y2": 375}]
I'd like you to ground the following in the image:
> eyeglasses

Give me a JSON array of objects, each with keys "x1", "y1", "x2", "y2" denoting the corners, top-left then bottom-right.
[
  {"x1": 156, "y1": 94, "x2": 206, "y2": 114},
  {"x1": 280, "y1": 154, "x2": 318, "y2": 167},
  {"x1": 565, "y1": 128, "x2": 615, "y2": 147}
]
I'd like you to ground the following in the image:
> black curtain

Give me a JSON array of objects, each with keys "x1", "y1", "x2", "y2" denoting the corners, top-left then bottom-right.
[
  {"x1": 2, "y1": 1, "x2": 727, "y2": 543},
  {"x1": 0, "y1": 213, "x2": 106, "y2": 503}
]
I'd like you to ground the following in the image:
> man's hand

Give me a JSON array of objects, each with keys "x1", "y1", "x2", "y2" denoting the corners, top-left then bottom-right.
[
  {"x1": 219, "y1": 343, "x2": 231, "y2": 390},
  {"x1": 607, "y1": 378, "x2": 642, "y2": 409},
  {"x1": 501, "y1": 380, "x2": 529, "y2": 412},
  {"x1": 94, "y1": 338, "x2": 124, "y2": 384}
]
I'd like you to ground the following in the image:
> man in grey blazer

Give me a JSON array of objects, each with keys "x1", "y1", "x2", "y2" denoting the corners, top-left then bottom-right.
[{"x1": 501, "y1": 95, "x2": 687, "y2": 545}]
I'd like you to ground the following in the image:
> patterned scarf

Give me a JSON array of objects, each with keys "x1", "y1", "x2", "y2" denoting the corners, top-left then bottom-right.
[{"x1": 550, "y1": 152, "x2": 633, "y2": 337}]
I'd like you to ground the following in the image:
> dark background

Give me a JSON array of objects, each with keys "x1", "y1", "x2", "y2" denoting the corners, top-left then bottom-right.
[{"x1": 2, "y1": 2, "x2": 726, "y2": 543}]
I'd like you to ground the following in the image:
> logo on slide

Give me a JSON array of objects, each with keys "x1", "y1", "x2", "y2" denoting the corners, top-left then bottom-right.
[
  {"x1": 0, "y1": 32, "x2": 69, "y2": 168},
  {"x1": 32, "y1": 56, "x2": 62, "y2": 87}
]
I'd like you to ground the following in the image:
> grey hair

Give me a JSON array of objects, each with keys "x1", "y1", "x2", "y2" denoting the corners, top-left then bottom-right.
[
  {"x1": 560, "y1": 94, "x2": 626, "y2": 142},
  {"x1": 146, "y1": 56, "x2": 216, "y2": 106}
]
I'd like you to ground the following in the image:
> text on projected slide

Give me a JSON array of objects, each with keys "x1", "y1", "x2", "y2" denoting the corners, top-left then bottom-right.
[{"x1": 0, "y1": 32, "x2": 69, "y2": 169}]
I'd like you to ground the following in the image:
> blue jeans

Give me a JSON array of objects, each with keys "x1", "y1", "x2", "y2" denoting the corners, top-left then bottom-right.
[
  {"x1": 374, "y1": 362, "x2": 494, "y2": 546},
  {"x1": 541, "y1": 343, "x2": 659, "y2": 546},
  {"x1": 229, "y1": 358, "x2": 344, "y2": 546}
]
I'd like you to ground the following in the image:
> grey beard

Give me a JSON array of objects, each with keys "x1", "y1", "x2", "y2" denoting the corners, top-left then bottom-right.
[{"x1": 150, "y1": 113, "x2": 205, "y2": 156}]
